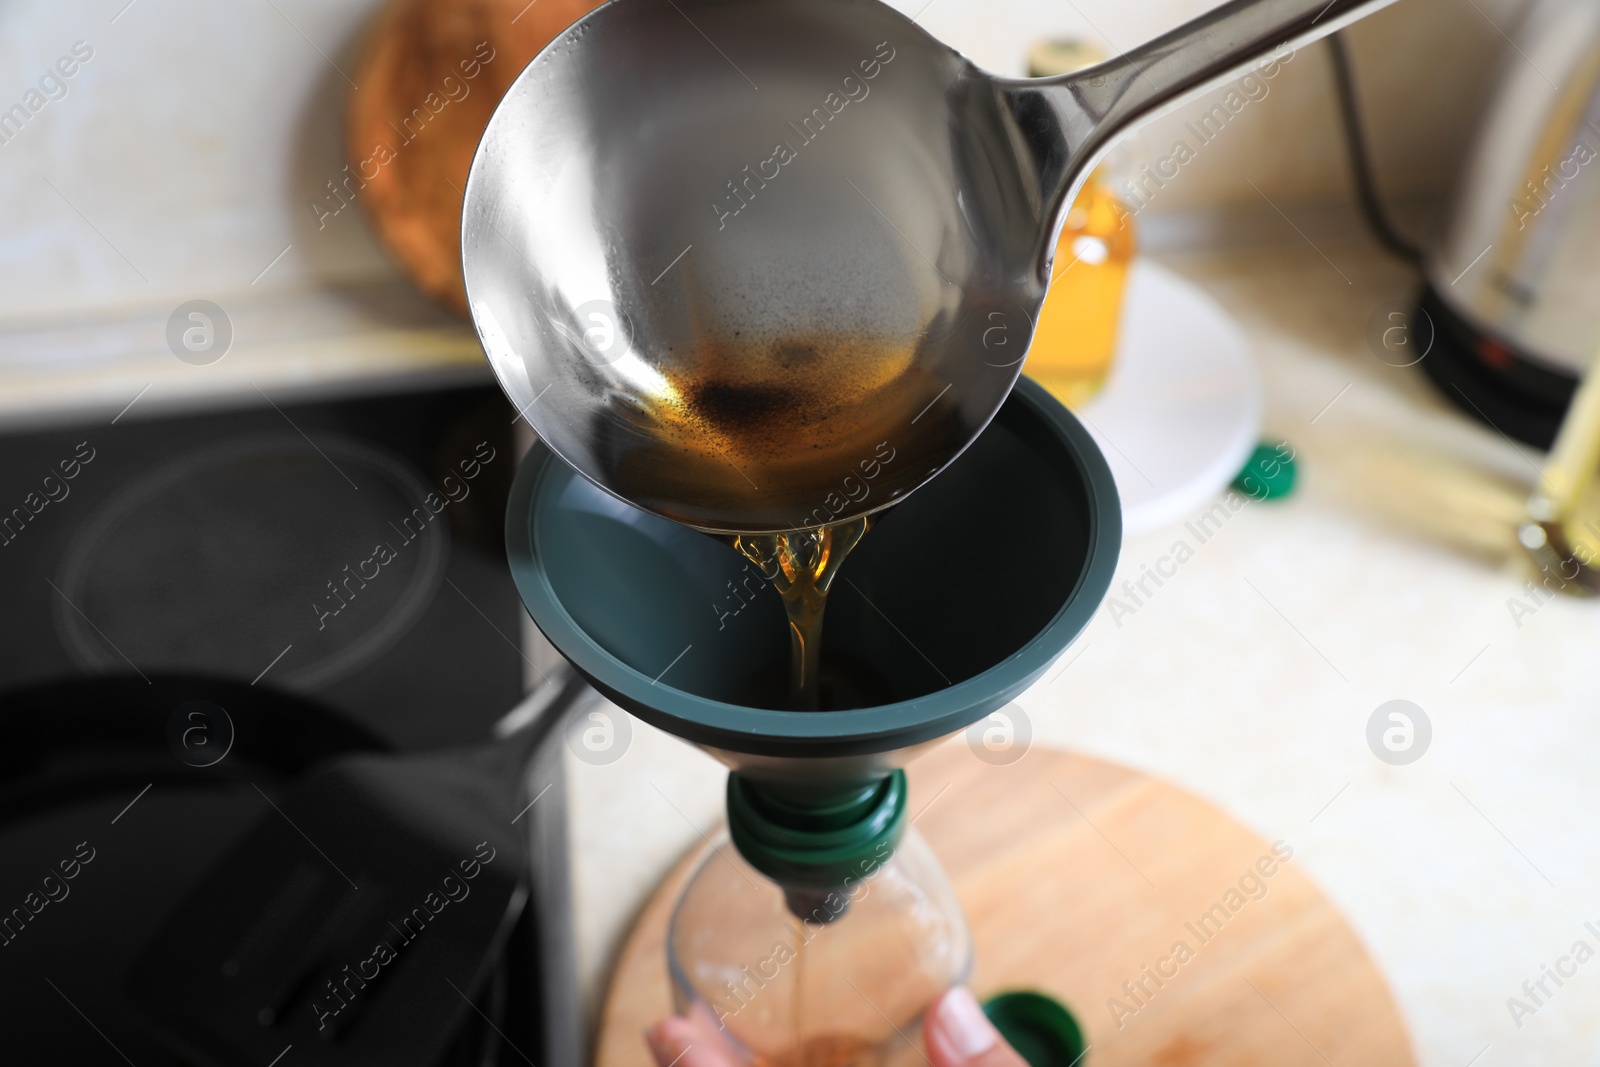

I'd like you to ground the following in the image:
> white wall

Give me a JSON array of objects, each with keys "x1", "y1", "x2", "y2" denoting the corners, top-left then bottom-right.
[
  {"x1": 0, "y1": 0, "x2": 1535, "y2": 327},
  {"x1": 0, "y1": 0, "x2": 394, "y2": 324}
]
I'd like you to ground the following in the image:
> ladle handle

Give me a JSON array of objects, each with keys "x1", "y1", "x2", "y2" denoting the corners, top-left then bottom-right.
[{"x1": 1033, "y1": 0, "x2": 1401, "y2": 209}]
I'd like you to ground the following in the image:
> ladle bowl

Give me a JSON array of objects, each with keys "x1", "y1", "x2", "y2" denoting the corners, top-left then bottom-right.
[
  {"x1": 466, "y1": 0, "x2": 1395, "y2": 533},
  {"x1": 505, "y1": 377, "x2": 1120, "y2": 793}
]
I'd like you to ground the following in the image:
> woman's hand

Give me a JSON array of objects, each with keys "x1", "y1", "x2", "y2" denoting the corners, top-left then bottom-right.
[
  {"x1": 922, "y1": 987, "x2": 1030, "y2": 1067},
  {"x1": 646, "y1": 986, "x2": 1028, "y2": 1067}
]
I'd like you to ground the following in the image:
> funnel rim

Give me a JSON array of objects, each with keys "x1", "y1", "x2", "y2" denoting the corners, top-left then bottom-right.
[{"x1": 505, "y1": 377, "x2": 1120, "y2": 758}]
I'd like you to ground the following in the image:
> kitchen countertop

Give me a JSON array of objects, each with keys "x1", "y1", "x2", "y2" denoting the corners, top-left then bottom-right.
[
  {"x1": 562, "y1": 236, "x2": 1600, "y2": 1067},
  {"x1": 0, "y1": 279, "x2": 488, "y2": 433}
]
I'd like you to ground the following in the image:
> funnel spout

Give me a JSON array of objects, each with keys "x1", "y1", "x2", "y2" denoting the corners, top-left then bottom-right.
[{"x1": 727, "y1": 770, "x2": 907, "y2": 898}]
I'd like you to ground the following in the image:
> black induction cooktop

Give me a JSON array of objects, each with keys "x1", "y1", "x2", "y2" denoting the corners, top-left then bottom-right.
[
  {"x1": 0, "y1": 384, "x2": 572, "y2": 1066},
  {"x1": 0, "y1": 384, "x2": 524, "y2": 748}
]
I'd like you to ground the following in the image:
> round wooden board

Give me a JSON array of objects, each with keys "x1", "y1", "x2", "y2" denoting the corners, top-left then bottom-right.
[{"x1": 594, "y1": 740, "x2": 1415, "y2": 1066}]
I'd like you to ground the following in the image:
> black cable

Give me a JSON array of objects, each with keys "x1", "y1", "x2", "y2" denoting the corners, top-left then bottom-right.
[{"x1": 1326, "y1": 32, "x2": 1424, "y2": 265}]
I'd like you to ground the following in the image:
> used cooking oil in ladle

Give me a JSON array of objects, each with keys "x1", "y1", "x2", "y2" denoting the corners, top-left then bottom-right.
[
  {"x1": 647, "y1": 332, "x2": 902, "y2": 711},
  {"x1": 729, "y1": 515, "x2": 871, "y2": 712}
]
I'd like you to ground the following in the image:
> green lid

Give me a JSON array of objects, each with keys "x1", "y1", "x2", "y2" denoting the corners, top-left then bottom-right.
[
  {"x1": 726, "y1": 770, "x2": 907, "y2": 892},
  {"x1": 983, "y1": 991, "x2": 1087, "y2": 1067},
  {"x1": 1232, "y1": 442, "x2": 1297, "y2": 501}
]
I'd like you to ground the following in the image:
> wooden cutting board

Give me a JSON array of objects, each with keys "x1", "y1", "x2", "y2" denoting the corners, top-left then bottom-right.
[
  {"x1": 594, "y1": 740, "x2": 1415, "y2": 1066},
  {"x1": 347, "y1": 0, "x2": 606, "y2": 314}
]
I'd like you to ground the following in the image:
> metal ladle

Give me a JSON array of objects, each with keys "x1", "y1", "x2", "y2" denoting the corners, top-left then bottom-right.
[{"x1": 463, "y1": 0, "x2": 1396, "y2": 534}]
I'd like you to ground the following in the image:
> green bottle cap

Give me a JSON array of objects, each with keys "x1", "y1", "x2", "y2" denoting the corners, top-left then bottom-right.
[
  {"x1": 982, "y1": 991, "x2": 1088, "y2": 1067},
  {"x1": 726, "y1": 771, "x2": 907, "y2": 894},
  {"x1": 1232, "y1": 442, "x2": 1297, "y2": 501}
]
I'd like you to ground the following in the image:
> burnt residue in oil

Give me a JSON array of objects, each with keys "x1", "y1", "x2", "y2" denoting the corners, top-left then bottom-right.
[
  {"x1": 683, "y1": 380, "x2": 792, "y2": 436},
  {"x1": 653, "y1": 333, "x2": 919, "y2": 460},
  {"x1": 588, "y1": 328, "x2": 962, "y2": 530}
]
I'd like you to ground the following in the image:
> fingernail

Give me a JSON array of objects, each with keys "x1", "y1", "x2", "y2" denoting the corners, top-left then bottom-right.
[
  {"x1": 644, "y1": 1024, "x2": 673, "y2": 1062},
  {"x1": 936, "y1": 987, "x2": 997, "y2": 1058}
]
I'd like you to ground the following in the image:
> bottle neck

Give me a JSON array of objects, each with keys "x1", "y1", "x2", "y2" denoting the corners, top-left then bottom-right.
[{"x1": 726, "y1": 770, "x2": 908, "y2": 903}]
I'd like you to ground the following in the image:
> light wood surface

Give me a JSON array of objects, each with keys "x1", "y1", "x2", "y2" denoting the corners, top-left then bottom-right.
[{"x1": 593, "y1": 739, "x2": 1415, "y2": 1066}]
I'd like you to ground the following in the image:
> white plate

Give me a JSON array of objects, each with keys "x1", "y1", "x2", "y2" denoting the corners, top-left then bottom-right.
[{"x1": 1072, "y1": 260, "x2": 1263, "y2": 536}]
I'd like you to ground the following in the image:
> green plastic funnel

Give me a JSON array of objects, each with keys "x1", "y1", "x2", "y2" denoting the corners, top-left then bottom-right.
[{"x1": 504, "y1": 377, "x2": 1120, "y2": 799}]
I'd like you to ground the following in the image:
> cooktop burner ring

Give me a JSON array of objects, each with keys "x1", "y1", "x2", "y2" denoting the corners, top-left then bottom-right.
[{"x1": 53, "y1": 432, "x2": 450, "y2": 691}]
